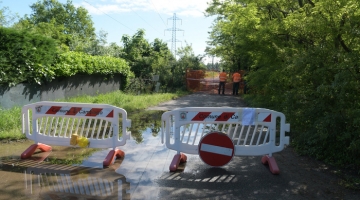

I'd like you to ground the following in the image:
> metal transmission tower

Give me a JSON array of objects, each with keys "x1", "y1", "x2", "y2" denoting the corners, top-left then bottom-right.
[{"x1": 165, "y1": 13, "x2": 184, "y2": 59}]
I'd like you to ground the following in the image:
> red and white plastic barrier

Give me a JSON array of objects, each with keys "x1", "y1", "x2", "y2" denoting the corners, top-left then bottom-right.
[
  {"x1": 21, "y1": 101, "x2": 131, "y2": 167},
  {"x1": 161, "y1": 107, "x2": 290, "y2": 174}
]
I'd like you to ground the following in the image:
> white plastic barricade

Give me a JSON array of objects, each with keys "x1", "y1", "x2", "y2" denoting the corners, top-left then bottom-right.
[
  {"x1": 161, "y1": 107, "x2": 290, "y2": 174},
  {"x1": 21, "y1": 101, "x2": 131, "y2": 167}
]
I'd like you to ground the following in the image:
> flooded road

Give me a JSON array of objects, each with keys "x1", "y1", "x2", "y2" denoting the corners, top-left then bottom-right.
[
  {"x1": 0, "y1": 110, "x2": 272, "y2": 200},
  {"x1": 0, "y1": 110, "x2": 170, "y2": 200},
  {"x1": 1, "y1": 95, "x2": 358, "y2": 200}
]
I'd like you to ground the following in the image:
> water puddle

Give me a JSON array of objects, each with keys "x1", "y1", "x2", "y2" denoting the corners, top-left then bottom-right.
[
  {"x1": 0, "y1": 109, "x2": 292, "y2": 199},
  {"x1": 0, "y1": 110, "x2": 175, "y2": 200}
]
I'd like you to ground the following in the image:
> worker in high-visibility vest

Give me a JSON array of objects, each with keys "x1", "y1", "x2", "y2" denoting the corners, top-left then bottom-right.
[
  {"x1": 232, "y1": 71, "x2": 242, "y2": 95},
  {"x1": 218, "y1": 69, "x2": 227, "y2": 95}
]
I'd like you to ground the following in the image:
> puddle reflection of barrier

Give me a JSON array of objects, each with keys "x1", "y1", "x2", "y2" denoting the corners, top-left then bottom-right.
[
  {"x1": 161, "y1": 107, "x2": 290, "y2": 174},
  {"x1": 21, "y1": 101, "x2": 131, "y2": 167},
  {"x1": 24, "y1": 165, "x2": 130, "y2": 199},
  {"x1": 160, "y1": 170, "x2": 237, "y2": 184}
]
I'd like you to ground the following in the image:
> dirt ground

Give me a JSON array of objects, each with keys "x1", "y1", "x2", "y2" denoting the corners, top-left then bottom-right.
[{"x1": 273, "y1": 144, "x2": 359, "y2": 199}]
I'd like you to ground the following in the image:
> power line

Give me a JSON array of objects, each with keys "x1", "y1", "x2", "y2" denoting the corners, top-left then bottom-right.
[
  {"x1": 128, "y1": 7, "x2": 159, "y2": 33},
  {"x1": 83, "y1": 0, "x2": 133, "y2": 32},
  {"x1": 147, "y1": 0, "x2": 167, "y2": 27}
]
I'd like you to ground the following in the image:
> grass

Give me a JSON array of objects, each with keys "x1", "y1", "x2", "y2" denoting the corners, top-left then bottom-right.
[
  {"x1": 0, "y1": 90, "x2": 189, "y2": 140},
  {"x1": 0, "y1": 107, "x2": 23, "y2": 140}
]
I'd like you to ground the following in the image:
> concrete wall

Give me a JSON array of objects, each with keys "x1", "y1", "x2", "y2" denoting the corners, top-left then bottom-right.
[{"x1": 0, "y1": 74, "x2": 122, "y2": 109}]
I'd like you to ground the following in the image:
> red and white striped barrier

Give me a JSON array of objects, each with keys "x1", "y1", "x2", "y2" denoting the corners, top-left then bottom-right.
[
  {"x1": 35, "y1": 105, "x2": 115, "y2": 117},
  {"x1": 161, "y1": 107, "x2": 290, "y2": 174},
  {"x1": 21, "y1": 101, "x2": 131, "y2": 167}
]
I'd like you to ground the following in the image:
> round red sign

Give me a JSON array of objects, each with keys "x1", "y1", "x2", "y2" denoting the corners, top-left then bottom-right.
[{"x1": 198, "y1": 132, "x2": 235, "y2": 167}]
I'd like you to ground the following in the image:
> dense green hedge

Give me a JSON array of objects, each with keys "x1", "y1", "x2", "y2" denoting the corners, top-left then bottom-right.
[
  {"x1": 53, "y1": 51, "x2": 133, "y2": 88},
  {"x1": 0, "y1": 27, "x2": 57, "y2": 86},
  {"x1": 0, "y1": 27, "x2": 132, "y2": 88}
]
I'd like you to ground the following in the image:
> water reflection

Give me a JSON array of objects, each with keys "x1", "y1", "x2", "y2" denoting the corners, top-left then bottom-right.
[
  {"x1": 128, "y1": 110, "x2": 164, "y2": 144},
  {"x1": 0, "y1": 157, "x2": 130, "y2": 199},
  {"x1": 25, "y1": 164, "x2": 130, "y2": 199}
]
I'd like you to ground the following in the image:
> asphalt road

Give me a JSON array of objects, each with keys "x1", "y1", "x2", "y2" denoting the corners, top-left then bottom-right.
[{"x1": 147, "y1": 93, "x2": 247, "y2": 110}]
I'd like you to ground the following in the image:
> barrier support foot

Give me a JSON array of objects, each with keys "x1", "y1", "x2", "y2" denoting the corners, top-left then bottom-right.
[
  {"x1": 169, "y1": 153, "x2": 187, "y2": 172},
  {"x1": 21, "y1": 143, "x2": 52, "y2": 159},
  {"x1": 261, "y1": 155, "x2": 280, "y2": 175},
  {"x1": 103, "y1": 149, "x2": 125, "y2": 167}
]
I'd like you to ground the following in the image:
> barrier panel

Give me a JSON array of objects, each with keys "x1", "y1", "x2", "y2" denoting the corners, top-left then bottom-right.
[
  {"x1": 161, "y1": 107, "x2": 290, "y2": 174},
  {"x1": 21, "y1": 101, "x2": 131, "y2": 167}
]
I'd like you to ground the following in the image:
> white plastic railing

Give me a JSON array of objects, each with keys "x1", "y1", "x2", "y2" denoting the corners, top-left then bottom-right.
[
  {"x1": 21, "y1": 101, "x2": 131, "y2": 166},
  {"x1": 161, "y1": 107, "x2": 290, "y2": 174}
]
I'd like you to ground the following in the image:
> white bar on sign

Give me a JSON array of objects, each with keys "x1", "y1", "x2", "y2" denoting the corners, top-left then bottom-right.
[{"x1": 200, "y1": 143, "x2": 233, "y2": 156}]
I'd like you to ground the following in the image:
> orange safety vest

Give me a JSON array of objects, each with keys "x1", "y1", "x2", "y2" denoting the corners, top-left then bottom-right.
[
  {"x1": 219, "y1": 72, "x2": 227, "y2": 82},
  {"x1": 232, "y1": 72, "x2": 241, "y2": 82}
]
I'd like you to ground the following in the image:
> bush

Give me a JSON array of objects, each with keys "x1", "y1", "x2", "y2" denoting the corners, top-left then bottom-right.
[
  {"x1": 53, "y1": 51, "x2": 133, "y2": 89},
  {"x1": 0, "y1": 27, "x2": 57, "y2": 86}
]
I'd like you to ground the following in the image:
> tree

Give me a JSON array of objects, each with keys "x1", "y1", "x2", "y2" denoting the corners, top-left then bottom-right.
[
  {"x1": 205, "y1": 0, "x2": 360, "y2": 168},
  {"x1": 177, "y1": 42, "x2": 206, "y2": 70},
  {"x1": 23, "y1": 0, "x2": 96, "y2": 47},
  {"x1": 0, "y1": 1, "x2": 19, "y2": 27},
  {"x1": 14, "y1": 18, "x2": 70, "y2": 52},
  {"x1": 121, "y1": 29, "x2": 152, "y2": 77},
  {"x1": 120, "y1": 29, "x2": 178, "y2": 92}
]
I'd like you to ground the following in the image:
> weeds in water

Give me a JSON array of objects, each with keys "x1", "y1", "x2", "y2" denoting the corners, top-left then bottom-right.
[{"x1": 45, "y1": 148, "x2": 99, "y2": 165}]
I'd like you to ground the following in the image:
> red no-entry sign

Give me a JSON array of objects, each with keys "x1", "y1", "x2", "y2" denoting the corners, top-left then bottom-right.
[{"x1": 198, "y1": 132, "x2": 235, "y2": 167}]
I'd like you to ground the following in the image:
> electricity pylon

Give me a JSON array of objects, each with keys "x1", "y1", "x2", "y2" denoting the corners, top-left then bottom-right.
[{"x1": 165, "y1": 13, "x2": 184, "y2": 60}]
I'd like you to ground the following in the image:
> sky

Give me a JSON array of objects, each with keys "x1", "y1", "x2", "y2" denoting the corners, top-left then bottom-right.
[{"x1": 1, "y1": 0, "x2": 219, "y2": 63}]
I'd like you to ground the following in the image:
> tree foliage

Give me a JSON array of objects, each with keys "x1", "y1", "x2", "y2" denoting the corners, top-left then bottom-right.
[
  {"x1": 121, "y1": 29, "x2": 152, "y2": 77},
  {"x1": 177, "y1": 42, "x2": 206, "y2": 70},
  {"x1": 0, "y1": 1, "x2": 19, "y2": 27},
  {"x1": 16, "y1": 0, "x2": 95, "y2": 49},
  {"x1": 206, "y1": 0, "x2": 360, "y2": 168}
]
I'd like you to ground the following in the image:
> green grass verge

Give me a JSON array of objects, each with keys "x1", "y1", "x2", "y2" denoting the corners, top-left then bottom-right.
[{"x1": 0, "y1": 90, "x2": 189, "y2": 140}]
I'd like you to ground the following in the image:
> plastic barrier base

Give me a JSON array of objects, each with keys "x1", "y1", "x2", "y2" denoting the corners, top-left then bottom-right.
[
  {"x1": 169, "y1": 153, "x2": 187, "y2": 172},
  {"x1": 21, "y1": 143, "x2": 52, "y2": 159},
  {"x1": 103, "y1": 149, "x2": 125, "y2": 167},
  {"x1": 261, "y1": 155, "x2": 280, "y2": 175}
]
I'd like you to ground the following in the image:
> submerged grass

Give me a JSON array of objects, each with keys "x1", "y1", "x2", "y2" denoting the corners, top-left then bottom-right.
[
  {"x1": 0, "y1": 90, "x2": 189, "y2": 140},
  {"x1": 45, "y1": 147, "x2": 99, "y2": 165}
]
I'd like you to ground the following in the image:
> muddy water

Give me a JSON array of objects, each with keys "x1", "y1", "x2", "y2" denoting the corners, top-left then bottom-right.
[{"x1": 0, "y1": 110, "x2": 178, "y2": 200}]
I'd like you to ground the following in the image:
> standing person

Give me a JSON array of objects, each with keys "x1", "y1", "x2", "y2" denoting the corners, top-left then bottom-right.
[
  {"x1": 232, "y1": 70, "x2": 241, "y2": 95},
  {"x1": 218, "y1": 69, "x2": 227, "y2": 95}
]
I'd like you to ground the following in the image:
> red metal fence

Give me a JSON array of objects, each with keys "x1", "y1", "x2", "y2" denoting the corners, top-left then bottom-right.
[{"x1": 186, "y1": 69, "x2": 245, "y2": 95}]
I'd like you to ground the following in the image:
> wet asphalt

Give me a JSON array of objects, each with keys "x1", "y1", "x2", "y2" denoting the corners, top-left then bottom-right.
[
  {"x1": 1, "y1": 93, "x2": 355, "y2": 200},
  {"x1": 147, "y1": 93, "x2": 247, "y2": 111}
]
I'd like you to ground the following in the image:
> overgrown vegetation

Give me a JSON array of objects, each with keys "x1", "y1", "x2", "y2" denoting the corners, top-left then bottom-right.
[{"x1": 205, "y1": 0, "x2": 360, "y2": 169}]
